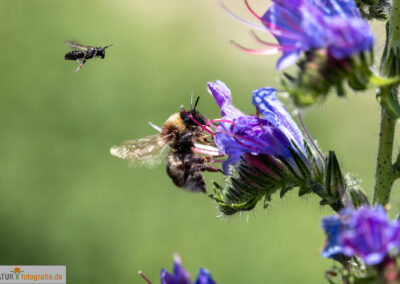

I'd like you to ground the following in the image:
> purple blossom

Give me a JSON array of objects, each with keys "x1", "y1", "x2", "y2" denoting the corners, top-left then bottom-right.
[
  {"x1": 321, "y1": 206, "x2": 400, "y2": 265},
  {"x1": 208, "y1": 80, "x2": 307, "y2": 173},
  {"x1": 233, "y1": 0, "x2": 374, "y2": 70},
  {"x1": 341, "y1": 206, "x2": 400, "y2": 265},
  {"x1": 263, "y1": 0, "x2": 373, "y2": 69},
  {"x1": 161, "y1": 255, "x2": 216, "y2": 284}
]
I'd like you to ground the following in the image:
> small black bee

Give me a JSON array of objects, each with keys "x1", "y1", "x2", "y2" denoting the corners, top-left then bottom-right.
[
  {"x1": 110, "y1": 96, "x2": 222, "y2": 193},
  {"x1": 64, "y1": 41, "x2": 113, "y2": 72}
]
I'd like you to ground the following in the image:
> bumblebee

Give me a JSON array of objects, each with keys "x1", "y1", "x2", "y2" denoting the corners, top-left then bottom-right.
[
  {"x1": 64, "y1": 41, "x2": 113, "y2": 72},
  {"x1": 110, "y1": 97, "x2": 222, "y2": 192}
]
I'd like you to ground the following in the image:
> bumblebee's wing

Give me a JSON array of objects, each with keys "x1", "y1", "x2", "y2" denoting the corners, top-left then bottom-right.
[
  {"x1": 110, "y1": 135, "x2": 168, "y2": 168},
  {"x1": 65, "y1": 41, "x2": 88, "y2": 51}
]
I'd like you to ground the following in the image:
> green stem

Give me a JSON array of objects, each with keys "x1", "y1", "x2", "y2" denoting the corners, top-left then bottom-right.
[
  {"x1": 373, "y1": 0, "x2": 400, "y2": 205},
  {"x1": 373, "y1": 108, "x2": 396, "y2": 205}
]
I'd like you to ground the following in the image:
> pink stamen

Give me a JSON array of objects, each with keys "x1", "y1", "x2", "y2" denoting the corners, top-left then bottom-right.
[
  {"x1": 215, "y1": 125, "x2": 262, "y2": 152},
  {"x1": 138, "y1": 271, "x2": 153, "y2": 284},
  {"x1": 256, "y1": 106, "x2": 266, "y2": 133},
  {"x1": 180, "y1": 105, "x2": 216, "y2": 135},
  {"x1": 250, "y1": 31, "x2": 282, "y2": 47},
  {"x1": 297, "y1": 113, "x2": 325, "y2": 161},
  {"x1": 201, "y1": 118, "x2": 235, "y2": 133},
  {"x1": 231, "y1": 40, "x2": 282, "y2": 55},
  {"x1": 218, "y1": 1, "x2": 267, "y2": 32}
]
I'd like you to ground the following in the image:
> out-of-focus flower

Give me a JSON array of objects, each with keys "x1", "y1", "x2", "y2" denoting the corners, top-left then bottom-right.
[
  {"x1": 161, "y1": 254, "x2": 216, "y2": 284},
  {"x1": 321, "y1": 215, "x2": 345, "y2": 259},
  {"x1": 221, "y1": 0, "x2": 397, "y2": 106},
  {"x1": 260, "y1": 0, "x2": 373, "y2": 70},
  {"x1": 321, "y1": 206, "x2": 400, "y2": 265},
  {"x1": 341, "y1": 206, "x2": 400, "y2": 265}
]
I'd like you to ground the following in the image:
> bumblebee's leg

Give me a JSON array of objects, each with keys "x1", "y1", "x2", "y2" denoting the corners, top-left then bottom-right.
[
  {"x1": 201, "y1": 165, "x2": 222, "y2": 173},
  {"x1": 190, "y1": 156, "x2": 218, "y2": 164},
  {"x1": 190, "y1": 164, "x2": 223, "y2": 174},
  {"x1": 196, "y1": 135, "x2": 211, "y2": 145}
]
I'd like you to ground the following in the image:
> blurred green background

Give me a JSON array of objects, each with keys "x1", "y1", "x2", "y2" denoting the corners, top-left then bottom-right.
[{"x1": 0, "y1": 0, "x2": 397, "y2": 283}]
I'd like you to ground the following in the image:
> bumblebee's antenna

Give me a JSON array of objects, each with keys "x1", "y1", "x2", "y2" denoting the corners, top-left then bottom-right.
[
  {"x1": 194, "y1": 96, "x2": 200, "y2": 111},
  {"x1": 104, "y1": 44, "x2": 113, "y2": 49}
]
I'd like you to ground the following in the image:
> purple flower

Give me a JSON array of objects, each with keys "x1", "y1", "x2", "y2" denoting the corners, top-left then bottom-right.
[
  {"x1": 245, "y1": 0, "x2": 374, "y2": 70},
  {"x1": 341, "y1": 206, "x2": 400, "y2": 265},
  {"x1": 208, "y1": 80, "x2": 310, "y2": 174},
  {"x1": 321, "y1": 206, "x2": 400, "y2": 265},
  {"x1": 161, "y1": 255, "x2": 216, "y2": 284}
]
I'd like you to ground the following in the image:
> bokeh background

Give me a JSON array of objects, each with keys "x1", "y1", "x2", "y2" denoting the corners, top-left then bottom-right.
[{"x1": 0, "y1": 0, "x2": 398, "y2": 283}]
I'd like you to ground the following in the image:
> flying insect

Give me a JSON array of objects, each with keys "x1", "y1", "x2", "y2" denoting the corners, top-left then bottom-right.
[
  {"x1": 110, "y1": 97, "x2": 222, "y2": 193},
  {"x1": 64, "y1": 41, "x2": 113, "y2": 72}
]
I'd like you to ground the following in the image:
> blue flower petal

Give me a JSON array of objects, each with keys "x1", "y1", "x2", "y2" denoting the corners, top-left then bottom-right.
[
  {"x1": 210, "y1": 81, "x2": 308, "y2": 171},
  {"x1": 161, "y1": 255, "x2": 191, "y2": 284},
  {"x1": 252, "y1": 87, "x2": 304, "y2": 149},
  {"x1": 208, "y1": 81, "x2": 242, "y2": 119},
  {"x1": 194, "y1": 269, "x2": 216, "y2": 284},
  {"x1": 321, "y1": 215, "x2": 344, "y2": 258}
]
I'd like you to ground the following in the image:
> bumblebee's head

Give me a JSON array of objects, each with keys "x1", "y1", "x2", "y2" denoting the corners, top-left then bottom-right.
[{"x1": 180, "y1": 96, "x2": 207, "y2": 130}]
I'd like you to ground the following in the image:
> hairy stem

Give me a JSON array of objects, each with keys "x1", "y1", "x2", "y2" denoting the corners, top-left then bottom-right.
[
  {"x1": 373, "y1": 0, "x2": 400, "y2": 205},
  {"x1": 373, "y1": 108, "x2": 396, "y2": 205}
]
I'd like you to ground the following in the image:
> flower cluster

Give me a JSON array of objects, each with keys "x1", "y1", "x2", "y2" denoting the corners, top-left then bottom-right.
[
  {"x1": 139, "y1": 254, "x2": 216, "y2": 284},
  {"x1": 260, "y1": 0, "x2": 374, "y2": 70},
  {"x1": 322, "y1": 206, "x2": 400, "y2": 265},
  {"x1": 223, "y1": 0, "x2": 397, "y2": 106},
  {"x1": 206, "y1": 80, "x2": 360, "y2": 215}
]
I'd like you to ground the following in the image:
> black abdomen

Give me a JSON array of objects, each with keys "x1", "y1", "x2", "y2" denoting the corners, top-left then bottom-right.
[
  {"x1": 64, "y1": 51, "x2": 85, "y2": 60},
  {"x1": 166, "y1": 152, "x2": 206, "y2": 193}
]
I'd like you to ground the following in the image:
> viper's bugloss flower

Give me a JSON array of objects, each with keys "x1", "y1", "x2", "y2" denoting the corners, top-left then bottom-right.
[
  {"x1": 261, "y1": 0, "x2": 374, "y2": 70},
  {"x1": 208, "y1": 80, "x2": 307, "y2": 173},
  {"x1": 161, "y1": 255, "x2": 216, "y2": 284},
  {"x1": 206, "y1": 80, "x2": 341, "y2": 215},
  {"x1": 222, "y1": 1, "x2": 397, "y2": 106},
  {"x1": 321, "y1": 206, "x2": 400, "y2": 265}
]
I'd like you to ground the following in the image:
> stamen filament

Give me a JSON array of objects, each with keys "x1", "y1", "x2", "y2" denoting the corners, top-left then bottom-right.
[
  {"x1": 218, "y1": 1, "x2": 267, "y2": 32},
  {"x1": 256, "y1": 106, "x2": 266, "y2": 133},
  {"x1": 217, "y1": 126, "x2": 263, "y2": 152},
  {"x1": 201, "y1": 118, "x2": 235, "y2": 133},
  {"x1": 231, "y1": 40, "x2": 282, "y2": 55},
  {"x1": 180, "y1": 105, "x2": 216, "y2": 135},
  {"x1": 249, "y1": 31, "x2": 298, "y2": 52},
  {"x1": 138, "y1": 271, "x2": 153, "y2": 284},
  {"x1": 244, "y1": 0, "x2": 303, "y2": 40}
]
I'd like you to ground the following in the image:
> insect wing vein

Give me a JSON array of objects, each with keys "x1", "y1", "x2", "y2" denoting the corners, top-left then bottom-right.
[
  {"x1": 65, "y1": 41, "x2": 88, "y2": 51},
  {"x1": 110, "y1": 135, "x2": 168, "y2": 168}
]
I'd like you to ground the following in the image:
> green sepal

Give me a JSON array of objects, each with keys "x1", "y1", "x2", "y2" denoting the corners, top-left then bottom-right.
[
  {"x1": 344, "y1": 174, "x2": 370, "y2": 208},
  {"x1": 377, "y1": 86, "x2": 400, "y2": 120},
  {"x1": 282, "y1": 49, "x2": 397, "y2": 107}
]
